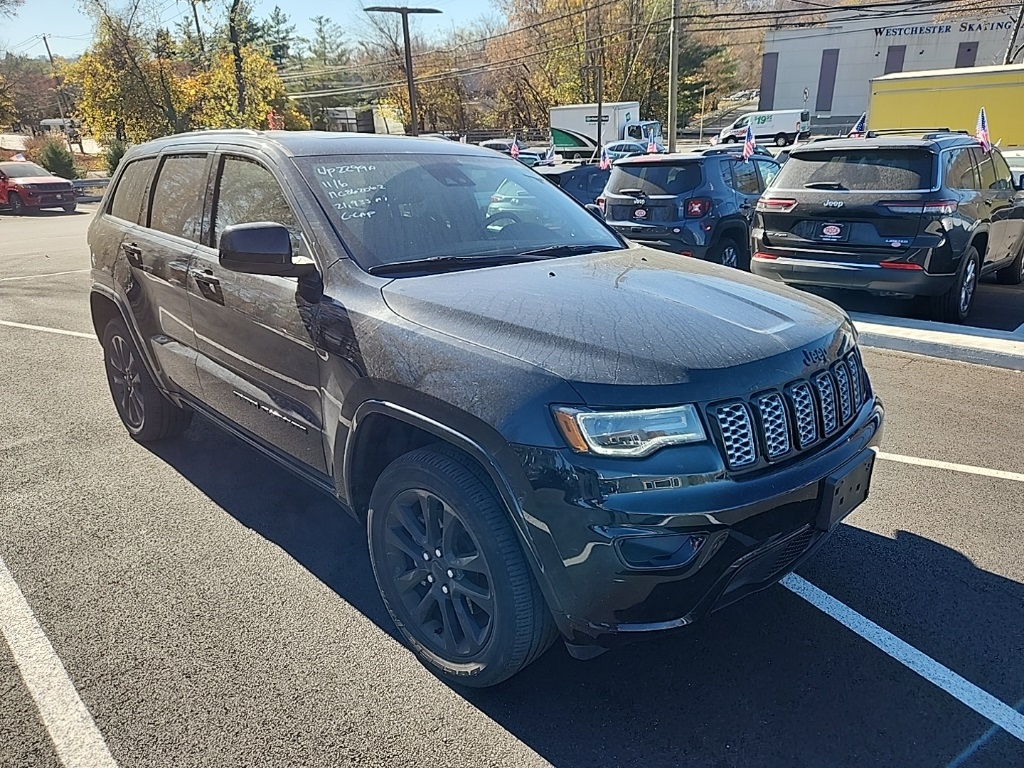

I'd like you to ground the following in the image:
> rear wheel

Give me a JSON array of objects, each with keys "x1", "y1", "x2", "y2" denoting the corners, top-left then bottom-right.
[
  {"x1": 723, "y1": 136, "x2": 737, "y2": 144},
  {"x1": 368, "y1": 445, "x2": 556, "y2": 688},
  {"x1": 929, "y1": 247, "x2": 979, "y2": 324},
  {"x1": 774, "y1": 133, "x2": 789, "y2": 147},
  {"x1": 709, "y1": 236, "x2": 744, "y2": 270},
  {"x1": 102, "y1": 318, "x2": 192, "y2": 441},
  {"x1": 995, "y1": 243, "x2": 1024, "y2": 285},
  {"x1": 8, "y1": 192, "x2": 26, "y2": 215}
]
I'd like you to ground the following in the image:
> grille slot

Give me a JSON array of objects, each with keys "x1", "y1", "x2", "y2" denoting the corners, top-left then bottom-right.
[
  {"x1": 833, "y1": 362, "x2": 853, "y2": 424},
  {"x1": 846, "y1": 352, "x2": 862, "y2": 407},
  {"x1": 788, "y1": 383, "x2": 818, "y2": 449},
  {"x1": 714, "y1": 403, "x2": 757, "y2": 469},
  {"x1": 755, "y1": 393, "x2": 791, "y2": 459},
  {"x1": 814, "y1": 372, "x2": 839, "y2": 436}
]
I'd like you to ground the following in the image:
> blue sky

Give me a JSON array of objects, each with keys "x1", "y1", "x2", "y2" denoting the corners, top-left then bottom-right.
[{"x1": 2, "y1": 0, "x2": 492, "y2": 59}]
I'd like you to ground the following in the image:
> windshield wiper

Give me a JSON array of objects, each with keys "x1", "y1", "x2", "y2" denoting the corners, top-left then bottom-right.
[
  {"x1": 804, "y1": 181, "x2": 847, "y2": 190},
  {"x1": 515, "y1": 244, "x2": 622, "y2": 258},
  {"x1": 368, "y1": 253, "x2": 548, "y2": 276}
]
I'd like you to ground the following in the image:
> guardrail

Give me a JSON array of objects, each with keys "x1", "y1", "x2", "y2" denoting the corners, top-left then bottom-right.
[{"x1": 72, "y1": 177, "x2": 110, "y2": 203}]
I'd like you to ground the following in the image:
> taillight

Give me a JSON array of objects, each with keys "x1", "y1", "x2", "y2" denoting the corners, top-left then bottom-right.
[
  {"x1": 881, "y1": 200, "x2": 957, "y2": 215},
  {"x1": 756, "y1": 197, "x2": 797, "y2": 213},
  {"x1": 879, "y1": 262, "x2": 923, "y2": 270},
  {"x1": 683, "y1": 198, "x2": 711, "y2": 218},
  {"x1": 679, "y1": 250, "x2": 693, "y2": 257},
  {"x1": 596, "y1": 196, "x2": 605, "y2": 213},
  {"x1": 490, "y1": 195, "x2": 503, "y2": 203}
]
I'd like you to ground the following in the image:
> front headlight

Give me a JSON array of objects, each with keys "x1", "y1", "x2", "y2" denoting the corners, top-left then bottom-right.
[{"x1": 552, "y1": 404, "x2": 706, "y2": 457}]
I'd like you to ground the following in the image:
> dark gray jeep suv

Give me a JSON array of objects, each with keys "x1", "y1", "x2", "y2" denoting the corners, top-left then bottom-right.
[{"x1": 88, "y1": 130, "x2": 883, "y2": 687}]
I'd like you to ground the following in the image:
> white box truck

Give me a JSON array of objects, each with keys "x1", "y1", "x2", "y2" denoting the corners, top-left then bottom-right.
[
  {"x1": 714, "y1": 109, "x2": 810, "y2": 147},
  {"x1": 550, "y1": 102, "x2": 662, "y2": 159}
]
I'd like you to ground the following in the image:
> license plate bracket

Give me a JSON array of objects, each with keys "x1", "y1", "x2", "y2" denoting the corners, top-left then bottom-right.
[
  {"x1": 817, "y1": 221, "x2": 849, "y2": 242},
  {"x1": 816, "y1": 450, "x2": 875, "y2": 531}
]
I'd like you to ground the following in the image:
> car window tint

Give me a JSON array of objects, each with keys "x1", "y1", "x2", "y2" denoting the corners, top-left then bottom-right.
[
  {"x1": 149, "y1": 155, "x2": 208, "y2": 241},
  {"x1": 774, "y1": 149, "x2": 934, "y2": 191},
  {"x1": 109, "y1": 157, "x2": 156, "y2": 224},
  {"x1": 729, "y1": 160, "x2": 760, "y2": 194},
  {"x1": 975, "y1": 149, "x2": 999, "y2": 190},
  {"x1": 607, "y1": 163, "x2": 701, "y2": 196},
  {"x1": 213, "y1": 156, "x2": 307, "y2": 256},
  {"x1": 990, "y1": 151, "x2": 1013, "y2": 191},
  {"x1": 754, "y1": 159, "x2": 780, "y2": 189},
  {"x1": 588, "y1": 172, "x2": 609, "y2": 194},
  {"x1": 944, "y1": 148, "x2": 978, "y2": 190}
]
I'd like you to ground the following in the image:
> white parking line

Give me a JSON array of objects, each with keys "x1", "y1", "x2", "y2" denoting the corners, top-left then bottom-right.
[
  {"x1": 0, "y1": 269, "x2": 89, "y2": 282},
  {"x1": 782, "y1": 574, "x2": 1024, "y2": 744},
  {"x1": 878, "y1": 452, "x2": 1024, "y2": 483},
  {"x1": 0, "y1": 320, "x2": 93, "y2": 339},
  {"x1": 0, "y1": 556, "x2": 118, "y2": 768}
]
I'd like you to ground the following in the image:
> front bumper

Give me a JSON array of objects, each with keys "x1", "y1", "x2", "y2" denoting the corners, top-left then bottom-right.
[
  {"x1": 21, "y1": 190, "x2": 75, "y2": 208},
  {"x1": 510, "y1": 399, "x2": 884, "y2": 649}
]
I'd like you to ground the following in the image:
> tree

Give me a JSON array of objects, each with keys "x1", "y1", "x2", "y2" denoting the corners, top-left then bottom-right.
[
  {"x1": 0, "y1": 55, "x2": 60, "y2": 128},
  {"x1": 198, "y1": 45, "x2": 308, "y2": 129},
  {"x1": 264, "y1": 5, "x2": 297, "y2": 69},
  {"x1": 0, "y1": 0, "x2": 24, "y2": 17},
  {"x1": 308, "y1": 15, "x2": 348, "y2": 68}
]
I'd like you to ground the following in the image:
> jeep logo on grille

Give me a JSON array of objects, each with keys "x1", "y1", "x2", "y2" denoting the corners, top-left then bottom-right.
[
  {"x1": 802, "y1": 346, "x2": 830, "y2": 367},
  {"x1": 823, "y1": 200, "x2": 845, "y2": 208}
]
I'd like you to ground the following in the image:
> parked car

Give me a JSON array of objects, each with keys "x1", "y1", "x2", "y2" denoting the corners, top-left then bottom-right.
[
  {"x1": 601, "y1": 146, "x2": 781, "y2": 267},
  {"x1": 1002, "y1": 148, "x2": 1024, "y2": 190},
  {"x1": 89, "y1": 130, "x2": 883, "y2": 687},
  {"x1": 0, "y1": 160, "x2": 76, "y2": 214},
  {"x1": 603, "y1": 140, "x2": 667, "y2": 160},
  {"x1": 533, "y1": 162, "x2": 610, "y2": 205},
  {"x1": 479, "y1": 138, "x2": 541, "y2": 167},
  {"x1": 752, "y1": 134, "x2": 1024, "y2": 323}
]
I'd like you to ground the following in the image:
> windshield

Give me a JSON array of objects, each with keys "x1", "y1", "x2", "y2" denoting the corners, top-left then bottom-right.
[
  {"x1": 296, "y1": 154, "x2": 622, "y2": 271},
  {"x1": 607, "y1": 163, "x2": 702, "y2": 196},
  {"x1": 1, "y1": 162, "x2": 51, "y2": 179},
  {"x1": 774, "y1": 148, "x2": 935, "y2": 191}
]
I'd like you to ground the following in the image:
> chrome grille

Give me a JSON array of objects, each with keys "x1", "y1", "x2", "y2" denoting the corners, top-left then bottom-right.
[
  {"x1": 846, "y1": 352, "x2": 862, "y2": 407},
  {"x1": 814, "y1": 372, "x2": 839, "y2": 436},
  {"x1": 833, "y1": 362, "x2": 853, "y2": 424},
  {"x1": 788, "y1": 383, "x2": 818, "y2": 448},
  {"x1": 756, "y1": 393, "x2": 790, "y2": 459},
  {"x1": 715, "y1": 403, "x2": 757, "y2": 468}
]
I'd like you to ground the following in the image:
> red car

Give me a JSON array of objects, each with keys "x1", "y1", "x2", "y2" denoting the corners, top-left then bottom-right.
[{"x1": 0, "y1": 161, "x2": 77, "y2": 214}]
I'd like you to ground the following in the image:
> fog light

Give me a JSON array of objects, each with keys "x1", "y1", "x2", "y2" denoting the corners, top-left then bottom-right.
[{"x1": 616, "y1": 533, "x2": 707, "y2": 570}]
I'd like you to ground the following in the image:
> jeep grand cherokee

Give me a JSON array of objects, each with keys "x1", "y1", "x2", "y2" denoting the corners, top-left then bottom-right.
[{"x1": 88, "y1": 130, "x2": 884, "y2": 687}]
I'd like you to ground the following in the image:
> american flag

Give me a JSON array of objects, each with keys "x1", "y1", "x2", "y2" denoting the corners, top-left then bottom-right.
[
  {"x1": 12, "y1": 153, "x2": 26, "y2": 161},
  {"x1": 647, "y1": 133, "x2": 658, "y2": 154},
  {"x1": 975, "y1": 107, "x2": 991, "y2": 153},
  {"x1": 459, "y1": 135, "x2": 467, "y2": 144},
  {"x1": 510, "y1": 137, "x2": 520, "y2": 159},
  {"x1": 741, "y1": 124, "x2": 756, "y2": 162},
  {"x1": 538, "y1": 145, "x2": 557, "y2": 166},
  {"x1": 599, "y1": 145, "x2": 611, "y2": 170},
  {"x1": 848, "y1": 112, "x2": 867, "y2": 138}
]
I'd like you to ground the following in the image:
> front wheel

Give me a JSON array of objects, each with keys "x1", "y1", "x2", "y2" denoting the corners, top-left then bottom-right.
[
  {"x1": 8, "y1": 192, "x2": 26, "y2": 215},
  {"x1": 774, "y1": 133, "x2": 789, "y2": 147},
  {"x1": 930, "y1": 247, "x2": 979, "y2": 323},
  {"x1": 722, "y1": 136, "x2": 737, "y2": 144},
  {"x1": 368, "y1": 445, "x2": 556, "y2": 688}
]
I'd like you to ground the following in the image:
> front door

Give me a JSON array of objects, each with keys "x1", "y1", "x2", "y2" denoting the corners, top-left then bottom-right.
[
  {"x1": 971, "y1": 147, "x2": 1013, "y2": 266},
  {"x1": 187, "y1": 153, "x2": 327, "y2": 474}
]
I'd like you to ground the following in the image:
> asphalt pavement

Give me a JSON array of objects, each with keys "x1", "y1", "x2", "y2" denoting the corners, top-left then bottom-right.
[{"x1": 1, "y1": 209, "x2": 1023, "y2": 767}]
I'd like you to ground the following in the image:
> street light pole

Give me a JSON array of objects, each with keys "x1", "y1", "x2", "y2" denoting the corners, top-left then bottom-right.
[{"x1": 365, "y1": 6, "x2": 442, "y2": 136}]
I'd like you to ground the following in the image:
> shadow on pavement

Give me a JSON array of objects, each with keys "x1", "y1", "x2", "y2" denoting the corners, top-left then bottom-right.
[{"x1": 151, "y1": 418, "x2": 1024, "y2": 768}]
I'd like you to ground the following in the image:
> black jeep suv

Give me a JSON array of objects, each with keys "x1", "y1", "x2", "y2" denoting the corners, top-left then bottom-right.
[
  {"x1": 752, "y1": 134, "x2": 1024, "y2": 323},
  {"x1": 88, "y1": 131, "x2": 883, "y2": 687},
  {"x1": 601, "y1": 146, "x2": 779, "y2": 268}
]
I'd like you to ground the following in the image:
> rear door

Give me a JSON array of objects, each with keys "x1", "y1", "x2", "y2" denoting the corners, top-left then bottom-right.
[{"x1": 761, "y1": 146, "x2": 936, "y2": 261}]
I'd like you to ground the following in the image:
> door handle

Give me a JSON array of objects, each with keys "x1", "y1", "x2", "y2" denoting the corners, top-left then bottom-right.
[
  {"x1": 121, "y1": 242, "x2": 143, "y2": 267},
  {"x1": 189, "y1": 267, "x2": 220, "y2": 287}
]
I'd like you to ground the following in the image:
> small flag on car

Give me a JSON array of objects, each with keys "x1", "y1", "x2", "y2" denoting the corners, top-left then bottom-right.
[
  {"x1": 742, "y1": 124, "x2": 755, "y2": 162},
  {"x1": 459, "y1": 135, "x2": 467, "y2": 144},
  {"x1": 12, "y1": 152, "x2": 26, "y2": 161},
  {"x1": 976, "y1": 107, "x2": 991, "y2": 153},
  {"x1": 510, "y1": 139, "x2": 520, "y2": 159},
  {"x1": 599, "y1": 145, "x2": 611, "y2": 171},
  {"x1": 647, "y1": 133, "x2": 658, "y2": 154},
  {"x1": 848, "y1": 112, "x2": 867, "y2": 138},
  {"x1": 538, "y1": 145, "x2": 557, "y2": 166}
]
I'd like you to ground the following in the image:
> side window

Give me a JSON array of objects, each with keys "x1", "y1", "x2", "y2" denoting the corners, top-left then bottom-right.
[
  {"x1": 149, "y1": 155, "x2": 209, "y2": 242},
  {"x1": 991, "y1": 152, "x2": 1014, "y2": 191},
  {"x1": 944, "y1": 148, "x2": 979, "y2": 190},
  {"x1": 588, "y1": 173, "x2": 608, "y2": 194},
  {"x1": 973, "y1": 148, "x2": 998, "y2": 190},
  {"x1": 109, "y1": 158, "x2": 156, "y2": 224},
  {"x1": 734, "y1": 116, "x2": 749, "y2": 129},
  {"x1": 754, "y1": 159, "x2": 780, "y2": 190},
  {"x1": 729, "y1": 160, "x2": 760, "y2": 195},
  {"x1": 213, "y1": 156, "x2": 307, "y2": 257}
]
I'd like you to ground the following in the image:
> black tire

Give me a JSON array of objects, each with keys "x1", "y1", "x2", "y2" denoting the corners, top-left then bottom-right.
[
  {"x1": 774, "y1": 133, "x2": 789, "y2": 147},
  {"x1": 368, "y1": 445, "x2": 557, "y2": 688},
  {"x1": 723, "y1": 136, "x2": 737, "y2": 144},
  {"x1": 708, "y1": 236, "x2": 745, "y2": 270},
  {"x1": 995, "y1": 243, "x2": 1024, "y2": 285},
  {"x1": 101, "y1": 318, "x2": 192, "y2": 441},
  {"x1": 62, "y1": 204, "x2": 77, "y2": 213},
  {"x1": 929, "y1": 247, "x2": 979, "y2": 324},
  {"x1": 8, "y1": 192, "x2": 25, "y2": 215}
]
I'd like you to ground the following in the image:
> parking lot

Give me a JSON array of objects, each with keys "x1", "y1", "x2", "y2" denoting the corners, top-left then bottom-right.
[{"x1": 2, "y1": 208, "x2": 1023, "y2": 767}]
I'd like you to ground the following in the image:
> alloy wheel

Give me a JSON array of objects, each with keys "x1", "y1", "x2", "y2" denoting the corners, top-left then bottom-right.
[
  {"x1": 959, "y1": 258, "x2": 977, "y2": 315},
  {"x1": 382, "y1": 488, "x2": 495, "y2": 658},
  {"x1": 721, "y1": 244, "x2": 739, "y2": 269},
  {"x1": 108, "y1": 334, "x2": 145, "y2": 429}
]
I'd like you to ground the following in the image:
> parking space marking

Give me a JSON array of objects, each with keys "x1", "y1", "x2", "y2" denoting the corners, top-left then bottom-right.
[
  {"x1": 0, "y1": 556, "x2": 118, "y2": 768},
  {"x1": 0, "y1": 320, "x2": 94, "y2": 339},
  {"x1": 0, "y1": 269, "x2": 90, "y2": 282},
  {"x1": 782, "y1": 574, "x2": 1024, "y2": 744},
  {"x1": 947, "y1": 697, "x2": 1024, "y2": 767},
  {"x1": 878, "y1": 452, "x2": 1024, "y2": 483}
]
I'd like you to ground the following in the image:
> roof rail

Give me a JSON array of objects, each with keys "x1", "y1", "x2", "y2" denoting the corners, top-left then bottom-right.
[{"x1": 863, "y1": 128, "x2": 969, "y2": 139}]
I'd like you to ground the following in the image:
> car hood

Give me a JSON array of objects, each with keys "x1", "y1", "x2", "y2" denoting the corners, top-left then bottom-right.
[
  {"x1": 381, "y1": 246, "x2": 851, "y2": 391},
  {"x1": 8, "y1": 176, "x2": 68, "y2": 185}
]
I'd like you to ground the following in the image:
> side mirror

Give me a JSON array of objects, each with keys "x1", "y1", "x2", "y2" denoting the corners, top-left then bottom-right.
[
  {"x1": 585, "y1": 203, "x2": 605, "y2": 220},
  {"x1": 218, "y1": 222, "x2": 317, "y2": 278}
]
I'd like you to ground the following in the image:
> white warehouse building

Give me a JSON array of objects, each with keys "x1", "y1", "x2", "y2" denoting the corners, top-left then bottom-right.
[{"x1": 759, "y1": 7, "x2": 1017, "y2": 128}]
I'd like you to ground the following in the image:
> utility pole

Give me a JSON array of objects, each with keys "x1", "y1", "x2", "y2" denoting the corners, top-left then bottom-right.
[
  {"x1": 667, "y1": 0, "x2": 681, "y2": 152},
  {"x1": 41, "y1": 35, "x2": 72, "y2": 149},
  {"x1": 365, "y1": 6, "x2": 442, "y2": 136},
  {"x1": 1005, "y1": 0, "x2": 1024, "y2": 65}
]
